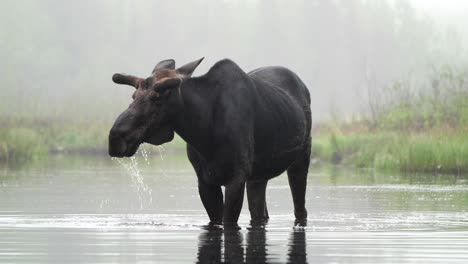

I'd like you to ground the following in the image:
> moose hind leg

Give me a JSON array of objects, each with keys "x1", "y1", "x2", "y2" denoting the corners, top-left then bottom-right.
[
  {"x1": 287, "y1": 141, "x2": 311, "y2": 222},
  {"x1": 247, "y1": 180, "x2": 269, "y2": 225}
]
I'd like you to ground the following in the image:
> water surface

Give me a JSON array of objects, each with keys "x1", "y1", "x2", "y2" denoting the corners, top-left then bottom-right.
[{"x1": 1, "y1": 152, "x2": 467, "y2": 263}]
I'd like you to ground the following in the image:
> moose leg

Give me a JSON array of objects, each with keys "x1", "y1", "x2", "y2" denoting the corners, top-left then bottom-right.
[
  {"x1": 198, "y1": 181, "x2": 224, "y2": 225},
  {"x1": 264, "y1": 200, "x2": 269, "y2": 219},
  {"x1": 188, "y1": 146, "x2": 224, "y2": 225},
  {"x1": 223, "y1": 181, "x2": 245, "y2": 226},
  {"x1": 287, "y1": 140, "x2": 311, "y2": 223},
  {"x1": 247, "y1": 180, "x2": 269, "y2": 225}
]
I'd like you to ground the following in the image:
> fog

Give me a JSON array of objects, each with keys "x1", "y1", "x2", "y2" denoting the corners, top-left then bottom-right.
[{"x1": 1, "y1": 0, "x2": 467, "y2": 122}]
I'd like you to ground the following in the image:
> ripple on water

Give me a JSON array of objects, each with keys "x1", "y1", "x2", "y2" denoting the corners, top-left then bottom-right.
[
  {"x1": 0, "y1": 211, "x2": 466, "y2": 232},
  {"x1": 334, "y1": 184, "x2": 468, "y2": 192},
  {"x1": 0, "y1": 214, "x2": 207, "y2": 230}
]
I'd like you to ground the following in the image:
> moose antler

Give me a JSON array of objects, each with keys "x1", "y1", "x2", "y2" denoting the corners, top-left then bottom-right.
[{"x1": 112, "y1": 73, "x2": 142, "y2": 88}]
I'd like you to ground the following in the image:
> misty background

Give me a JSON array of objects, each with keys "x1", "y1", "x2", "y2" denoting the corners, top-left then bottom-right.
[{"x1": 1, "y1": 0, "x2": 467, "y2": 122}]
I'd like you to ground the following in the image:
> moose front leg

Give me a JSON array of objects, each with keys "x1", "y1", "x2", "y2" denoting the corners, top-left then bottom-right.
[
  {"x1": 223, "y1": 181, "x2": 246, "y2": 226},
  {"x1": 247, "y1": 180, "x2": 269, "y2": 225},
  {"x1": 205, "y1": 133, "x2": 253, "y2": 226},
  {"x1": 198, "y1": 181, "x2": 224, "y2": 225}
]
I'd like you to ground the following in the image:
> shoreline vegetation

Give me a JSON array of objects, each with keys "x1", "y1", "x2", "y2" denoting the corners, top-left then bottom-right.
[
  {"x1": 0, "y1": 117, "x2": 108, "y2": 164},
  {"x1": 1, "y1": 67, "x2": 467, "y2": 174},
  {"x1": 1, "y1": 117, "x2": 466, "y2": 174},
  {"x1": 312, "y1": 124, "x2": 468, "y2": 174},
  {"x1": 1, "y1": 118, "x2": 466, "y2": 174},
  {"x1": 0, "y1": 117, "x2": 188, "y2": 166},
  {"x1": 313, "y1": 66, "x2": 468, "y2": 174}
]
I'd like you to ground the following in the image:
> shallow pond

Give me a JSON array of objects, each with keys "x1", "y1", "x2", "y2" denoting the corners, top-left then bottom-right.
[{"x1": 1, "y1": 150, "x2": 467, "y2": 263}]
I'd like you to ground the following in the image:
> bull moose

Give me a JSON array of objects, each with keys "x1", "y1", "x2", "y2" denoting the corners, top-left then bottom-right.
[{"x1": 109, "y1": 58, "x2": 311, "y2": 226}]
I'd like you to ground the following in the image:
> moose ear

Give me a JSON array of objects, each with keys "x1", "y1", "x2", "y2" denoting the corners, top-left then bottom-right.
[
  {"x1": 176, "y1": 57, "x2": 204, "y2": 77},
  {"x1": 154, "y1": 77, "x2": 182, "y2": 93},
  {"x1": 112, "y1": 73, "x2": 141, "y2": 88},
  {"x1": 153, "y1": 59, "x2": 176, "y2": 73}
]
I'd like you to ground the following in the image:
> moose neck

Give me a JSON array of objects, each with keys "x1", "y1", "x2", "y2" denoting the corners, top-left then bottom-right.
[{"x1": 172, "y1": 77, "x2": 217, "y2": 157}]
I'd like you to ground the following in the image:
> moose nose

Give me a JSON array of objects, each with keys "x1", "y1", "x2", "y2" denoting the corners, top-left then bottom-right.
[{"x1": 108, "y1": 132, "x2": 128, "y2": 157}]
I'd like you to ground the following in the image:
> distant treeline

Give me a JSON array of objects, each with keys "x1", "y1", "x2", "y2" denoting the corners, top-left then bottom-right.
[
  {"x1": 1, "y1": 0, "x2": 466, "y2": 120},
  {"x1": 1, "y1": 1, "x2": 468, "y2": 172}
]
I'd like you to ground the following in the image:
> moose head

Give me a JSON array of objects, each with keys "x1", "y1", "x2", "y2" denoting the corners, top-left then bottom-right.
[{"x1": 108, "y1": 58, "x2": 204, "y2": 157}]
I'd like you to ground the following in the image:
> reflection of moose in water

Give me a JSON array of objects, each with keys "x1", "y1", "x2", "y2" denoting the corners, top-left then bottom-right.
[
  {"x1": 109, "y1": 58, "x2": 311, "y2": 226},
  {"x1": 196, "y1": 225, "x2": 308, "y2": 264}
]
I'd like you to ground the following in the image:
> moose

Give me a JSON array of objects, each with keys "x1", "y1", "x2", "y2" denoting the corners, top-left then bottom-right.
[{"x1": 109, "y1": 58, "x2": 311, "y2": 226}]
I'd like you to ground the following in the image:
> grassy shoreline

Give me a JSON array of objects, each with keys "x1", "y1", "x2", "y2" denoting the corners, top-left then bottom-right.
[
  {"x1": 0, "y1": 117, "x2": 107, "y2": 164},
  {"x1": 1, "y1": 120, "x2": 467, "y2": 174},
  {"x1": 312, "y1": 129, "x2": 468, "y2": 174},
  {"x1": 0, "y1": 117, "x2": 190, "y2": 166},
  {"x1": 310, "y1": 65, "x2": 468, "y2": 174}
]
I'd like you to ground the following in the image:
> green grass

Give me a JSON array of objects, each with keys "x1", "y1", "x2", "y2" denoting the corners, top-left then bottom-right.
[
  {"x1": 310, "y1": 65, "x2": 468, "y2": 174},
  {"x1": 312, "y1": 132, "x2": 468, "y2": 174},
  {"x1": 0, "y1": 117, "x2": 109, "y2": 165},
  {"x1": 0, "y1": 127, "x2": 48, "y2": 163},
  {"x1": 2, "y1": 116, "x2": 468, "y2": 174},
  {"x1": 0, "y1": 116, "x2": 188, "y2": 166}
]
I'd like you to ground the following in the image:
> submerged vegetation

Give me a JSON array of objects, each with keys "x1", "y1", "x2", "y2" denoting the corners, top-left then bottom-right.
[{"x1": 313, "y1": 66, "x2": 468, "y2": 174}]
